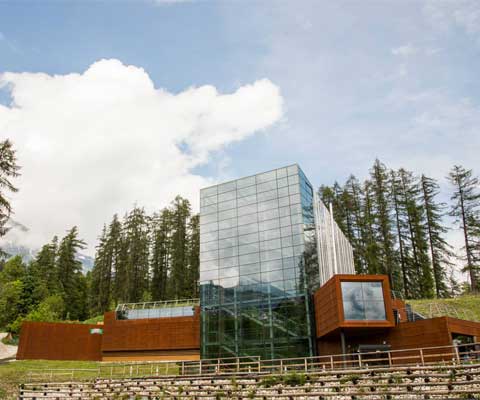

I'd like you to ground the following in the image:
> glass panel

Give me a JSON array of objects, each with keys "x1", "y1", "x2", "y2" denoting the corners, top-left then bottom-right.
[
  {"x1": 238, "y1": 222, "x2": 258, "y2": 236},
  {"x1": 287, "y1": 165, "x2": 298, "y2": 175},
  {"x1": 278, "y1": 196, "x2": 289, "y2": 207},
  {"x1": 201, "y1": 203, "x2": 218, "y2": 214},
  {"x1": 201, "y1": 250, "x2": 219, "y2": 261},
  {"x1": 201, "y1": 213, "x2": 218, "y2": 225},
  {"x1": 341, "y1": 281, "x2": 386, "y2": 321},
  {"x1": 201, "y1": 241, "x2": 218, "y2": 252},
  {"x1": 261, "y1": 259, "x2": 283, "y2": 272},
  {"x1": 218, "y1": 181, "x2": 236, "y2": 194},
  {"x1": 279, "y1": 206, "x2": 290, "y2": 217},
  {"x1": 240, "y1": 263, "x2": 260, "y2": 275},
  {"x1": 218, "y1": 208, "x2": 237, "y2": 221},
  {"x1": 201, "y1": 195, "x2": 218, "y2": 207},
  {"x1": 238, "y1": 185, "x2": 256, "y2": 198},
  {"x1": 218, "y1": 199, "x2": 236, "y2": 211},
  {"x1": 201, "y1": 231, "x2": 218, "y2": 243},
  {"x1": 257, "y1": 189, "x2": 278, "y2": 202},
  {"x1": 282, "y1": 246, "x2": 294, "y2": 258},
  {"x1": 257, "y1": 181, "x2": 277, "y2": 193},
  {"x1": 219, "y1": 237, "x2": 238, "y2": 249},
  {"x1": 256, "y1": 170, "x2": 276, "y2": 183},
  {"x1": 290, "y1": 194, "x2": 301, "y2": 204},
  {"x1": 219, "y1": 256, "x2": 239, "y2": 268},
  {"x1": 201, "y1": 269, "x2": 218, "y2": 281},
  {"x1": 219, "y1": 246, "x2": 238, "y2": 258},
  {"x1": 260, "y1": 249, "x2": 282, "y2": 262},
  {"x1": 277, "y1": 177, "x2": 288, "y2": 188},
  {"x1": 239, "y1": 243, "x2": 259, "y2": 255},
  {"x1": 202, "y1": 222, "x2": 218, "y2": 233},
  {"x1": 200, "y1": 259, "x2": 218, "y2": 271},
  {"x1": 219, "y1": 227, "x2": 237, "y2": 239},
  {"x1": 238, "y1": 203, "x2": 257, "y2": 216},
  {"x1": 288, "y1": 174, "x2": 299, "y2": 185},
  {"x1": 280, "y1": 225, "x2": 292, "y2": 237},
  {"x1": 262, "y1": 269, "x2": 283, "y2": 283},
  {"x1": 201, "y1": 186, "x2": 217, "y2": 198},
  {"x1": 219, "y1": 190, "x2": 236, "y2": 202},
  {"x1": 259, "y1": 218, "x2": 280, "y2": 232},
  {"x1": 276, "y1": 167, "x2": 287, "y2": 178},
  {"x1": 238, "y1": 213, "x2": 258, "y2": 226},
  {"x1": 289, "y1": 184, "x2": 300, "y2": 195},
  {"x1": 219, "y1": 218, "x2": 237, "y2": 230},
  {"x1": 236, "y1": 175, "x2": 256, "y2": 188},
  {"x1": 260, "y1": 238, "x2": 282, "y2": 251},
  {"x1": 280, "y1": 216, "x2": 291, "y2": 227},
  {"x1": 259, "y1": 228, "x2": 281, "y2": 241},
  {"x1": 281, "y1": 236, "x2": 293, "y2": 247},
  {"x1": 237, "y1": 194, "x2": 257, "y2": 207},
  {"x1": 278, "y1": 186, "x2": 289, "y2": 198},
  {"x1": 240, "y1": 273, "x2": 261, "y2": 285},
  {"x1": 219, "y1": 266, "x2": 239, "y2": 279},
  {"x1": 239, "y1": 252, "x2": 260, "y2": 265},
  {"x1": 258, "y1": 208, "x2": 280, "y2": 222},
  {"x1": 258, "y1": 199, "x2": 279, "y2": 212},
  {"x1": 238, "y1": 232, "x2": 259, "y2": 245}
]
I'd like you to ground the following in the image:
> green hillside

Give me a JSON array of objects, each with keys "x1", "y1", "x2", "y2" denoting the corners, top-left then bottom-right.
[{"x1": 407, "y1": 294, "x2": 480, "y2": 322}]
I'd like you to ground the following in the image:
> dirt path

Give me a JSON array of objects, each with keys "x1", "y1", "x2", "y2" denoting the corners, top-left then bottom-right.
[{"x1": 0, "y1": 332, "x2": 17, "y2": 360}]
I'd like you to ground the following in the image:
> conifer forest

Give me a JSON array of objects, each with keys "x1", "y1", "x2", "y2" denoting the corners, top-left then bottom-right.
[{"x1": 1, "y1": 139, "x2": 480, "y2": 332}]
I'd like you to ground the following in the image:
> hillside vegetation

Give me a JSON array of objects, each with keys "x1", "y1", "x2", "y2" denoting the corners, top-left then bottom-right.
[{"x1": 408, "y1": 294, "x2": 480, "y2": 322}]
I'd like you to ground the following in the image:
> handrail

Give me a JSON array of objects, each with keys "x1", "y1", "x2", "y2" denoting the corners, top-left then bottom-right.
[
  {"x1": 24, "y1": 342, "x2": 480, "y2": 382},
  {"x1": 115, "y1": 298, "x2": 200, "y2": 312}
]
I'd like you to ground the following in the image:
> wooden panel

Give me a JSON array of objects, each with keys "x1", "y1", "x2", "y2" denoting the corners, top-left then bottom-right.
[
  {"x1": 17, "y1": 322, "x2": 102, "y2": 361},
  {"x1": 387, "y1": 317, "x2": 451, "y2": 349},
  {"x1": 313, "y1": 276, "x2": 339, "y2": 338},
  {"x1": 101, "y1": 307, "x2": 200, "y2": 353}
]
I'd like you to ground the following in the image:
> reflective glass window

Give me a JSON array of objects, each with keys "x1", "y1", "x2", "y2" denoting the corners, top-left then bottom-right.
[
  {"x1": 240, "y1": 263, "x2": 260, "y2": 275},
  {"x1": 259, "y1": 228, "x2": 281, "y2": 241},
  {"x1": 238, "y1": 185, "x2": 256, "y2": 198},
  {"x1": 238, "y1": 213, "x2": 258, "y2": 226},
  {"x1": 277, "y1": 177, "x2": 288, "y2": 188},
  {"x1": 219, "y1": 218, "x2": 237, "y2": 230},
  {"x1": 219, "y1": 267, "x2": 239, "y2": 279},
  {"x1": 202, "y1": 222, "x2": 218, "y2": 233},
  {"x1": 281, "y1": 236, "x2": 293, "y2": 248},
  {"x1": 240, "y1": 252, "x2": 260, "y2": 265},
  {"x1": 279, "y1": 196, "x2": 289, "y2": 207},
  {"x1": 291, "y1": 224, "x2": 303, "y2": 235},
  {"x1": 201, "y1": 241, "x2": 218, "y2": 252},
  {"x1": 219, "y1": 227, "x2": 237, "y2": 239},
  {"x1": 201, "y1": 269, "x2": 219, "y2": 281},
  {"x1": 201, "y1": 259, "x2": 218, "y2": 271},
  {"x1": 240, "y1": 273, "x2": 261, "y2": 285},
  {"x1": 282, "y1": 257, "x2": 295, "y2": 269},
  {"x1": 262, "y1": 269, "x2": 283, "y2": 283},
  {"x1": 276, "y1": 167, "x2": 287, "y2": 178},
  {"x1": 219, "y1": 246, "x2": 238, "y2": 259},
  {"x1": 290, "y1": 213, "x2": 303, "y2": 225},
  {"x1": 260, "y1": 238, "x2": 282, "y2": 251},
  {"x1": 219, "y1": 276, "x2": 238, "y2": 288},
  {"x1": 290, "y1": 194, "x2": 301, "y2": 204},
  {"x1": 257, "y1": 181, "x2": 277, "y2": 193},
  {"x1": 288, "y1": 174, "x2": 299, "y2": 185},
  {"x1": 239, "y1": 232, "x2": 259, "y2": 245},
  {"x1": 257, "y1": 189, "x2": 278, "y2": 202},
  {"x1": 201, "y1": 250, "x2": 219, "y2": 261},
  {"x1": 201, "y1": 186, "x2": 217, "y2": 198},
  {"x1": 289, "y1": 184, "x2": 300, "y2": 195},
  {"x1": 261, "y1": 259, "x2": 283, "y2": 272},
  {"x1": 218, "y1": 209, "x2": 236, "y2": 221},
  {"x1": 238, "y1": 203, "x2": 257, "y2": 216},
  {"x1": 239, "y1": 243, "x2": 259, "y2": 255},
  {"x1": 287, "y1": 165, "x2": 298, "y2": 175},
  {"x1": 259, "y1": 218, "x2": 280, "y2": 231},
  {"x1": 280, "y1": 215, "x2": 291, "y2": 227},
  {"x1": 218, "y1": 181, "x2": 236, "y2": 194},
  {"x1": 219, "y1": 237, "x2": 238, "y2": 249},
  {"x1": 236, "y1": 175, "x2": 256, "y2": 188},
  {"x1": 282, "y1": 246, "x2": 294, "y2": 258},
  {"x1": 201, "y1": 203, "x2": 218, "y2": 214},
  {"x1": 256, "y1": 170, "x2": 276, "y2": 183},
  {"x1": 290, "y1": 203, "x2": 302, "y2": 214},
  {"x1": 201, "y1": 231, "x2": 218, "y2": 243},
  {"x1": 258, "y1": 208, "x2": 279, "y2": 222},
  {"x1": 201, "y1": 213, "x2": 218, "y2": 225},
  {"x1": 238, "y1": 222, "x2": 258, "y2": 236},
  {"x1": 280, "y1": 225, "x2": 292, "y2": 237},
  {"x1": 219, "y1": 256, "x2": 239, "y2": 268},
  {"x1": 292, "y1": 234, "x2": 304, "y2": 246},
  {"x1": 279, "y1": 206, "x2": 290, "y2": 217},
  {"x1": 341, "y1": 281, "x2": 386, "y2": 320},
  {"x1": 237, "y1": 194, "x2": 257, "y2": 207},
  {"x1": 218, "y1": 199, "x2": 236, "y2": 211},
  {"x1": 260, "y1": 249, "x2": 282, "y2": 262},
  {"x1": 294, "y1": 244, "x2": 305, "y2": 256},
  {"x1": 283, "y1": 268, "x2": 297, "y2": 281},
  {"x1": 258, "y1": 199, "x2": 279, "y2": 212},
  {"x1": 278, "y1": 186, "x2": 289, "y2": 198},
  {"x1": 219, "y1": 190, "x2": 236, "y2": 202}
]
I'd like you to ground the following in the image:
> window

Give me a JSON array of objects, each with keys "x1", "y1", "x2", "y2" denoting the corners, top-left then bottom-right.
[
  {"x1": 219, "y1": 218, "x2": 237, "y2": 230},
  {"x1": 218, "y1": 199, "x2": 236, "y2": 211},
  {"x1": 201, "y1": 186, "x2": 217, "y2": 198},
  {"x1": 239, "y1": 243, "x2": 259, "y2": 255},
  {"x1": 257, "y1": 188, "x2": 278, "y2": 202},
  {"x1": 238, "y1": 232, "x2": 259, "y2": 245},
  {"x1": 218, "y1": 181, "x2": 236, "y2": 194},
  {"x1": 238, "y1": 185, "x2": 256, "y2": 198},
  {"x1": 259, "y1": 228, "x2": 281, "y2": 241},
  {"x1": 219, "y1": 256, "x2": 239, "y2": 268},
  {"x1": 238, "y1": 213, "x2": 258, "y2": 226},
  {"x1": 201, "y1": 241, "x2": 218, "y2": 252},
  {"x1": 219, "y1": 227, "x2": 237, "y2": 239},
  {"x1": 259, "y1": 218, "x2": 280, "y2": 232},
  {"x1": 341, "y1": 281, "x2": 386, "y2": 321},
  {"x1": 219, "y1": 190, "x2": 236, "y2": 202},
  {"x1": 238, "y1": 194, "x2": 257, "y2": 207},
  {"x1": 238, "y1": 203, "x2": 257, "y2": 216},
  {"x1": 238, "y1": 222, "x2": 258, "y2": 236},
  {"x1": 237, "y1": 175, "x2": 256, "y2": 188},
  {"x1": 219, "y1": 237, "x2": 237, "y2": 249},
  {"x1": 260, "y1": 238, "x2": 282, "y2": 251},
  {"x1": 256, "y1": 170, "x2": 276, "y2": 183},
  {"x1": 219, "y1": 246, "x2": 238, "y2": 258},
  {"x1": 201, "y1": 222, "x2": 218, "y2": 233},
  {"x1": 258, "y1": 208, "x2": 279, "y2": 222}
]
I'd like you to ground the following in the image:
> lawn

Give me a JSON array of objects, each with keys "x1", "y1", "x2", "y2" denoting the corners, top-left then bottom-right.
[{"x1": 407, "y1": 294, "x2": 480, "y2": 322}]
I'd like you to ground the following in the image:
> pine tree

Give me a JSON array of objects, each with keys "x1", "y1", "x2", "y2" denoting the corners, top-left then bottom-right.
[
  {"x1": 397, "y1": 168, "x2": 433, "y2": 298},
  {"x1": 56, "y1": 226, "x2": 87, "y2": 319},
  {"x1": 363, "y1": 179, "x2": 383, "y2": 275},
  {"x1": 30, "y1": 236, "x2": 60, "y2": 295},
  {"x1": 0, "y1": 139, "x2": 20, "y2": 242},
  {"x1": 420, "y1": 174, "x2": 454, "y2": 297},
  {"x1": 448, "y1": 166, "x2": 480, "y2": 293},
  {"x1": 187, "y1": 214, "x2": 200, "y2": 298},
  {"x1": 168, "y1": 196, "x2": 192, "y2": 299},
  {"x1": 369, "y1": 159, "x2": 400, "y2": 290},
  {"x1": 123, "y1": 207, "x2": 150, "y2": 302},
  {"x1": 150, "y1": 208, "x2": 172, "y2": 301}
]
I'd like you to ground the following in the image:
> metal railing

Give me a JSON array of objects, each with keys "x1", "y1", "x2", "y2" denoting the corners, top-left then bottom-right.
[
  {"x1": 25, "y1": 342, "x2": 480, "y2": 382},
  {"x1": 115, "y1": 298, "x2": 199, "y2": 312}
]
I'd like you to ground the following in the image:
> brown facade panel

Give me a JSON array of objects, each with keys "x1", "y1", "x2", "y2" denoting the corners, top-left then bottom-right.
[
  {"x1": 101, "y1": 308, "x2": 200, "y2": 354},
  {"x1": 445, "y1": 317, "x2": 480, "y2": 339},
  {"x1": 102, "y1": 350, "x2": 200, "y2": 362},
  {"x1": 17, "y1": 322, "x2": 102, "y2": 361}
]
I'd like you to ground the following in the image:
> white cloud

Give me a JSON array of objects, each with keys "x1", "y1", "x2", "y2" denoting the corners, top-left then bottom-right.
[
  {"x1": 391, "y1": 44, "x2": 418, "y2": 57},
  {"x1": 0, "y1": 59, "x2": 283, "y2": 253}
]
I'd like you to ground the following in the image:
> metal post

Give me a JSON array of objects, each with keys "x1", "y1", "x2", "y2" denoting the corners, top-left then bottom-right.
[
  {"x1": 280, "y1": 359, "x2": 283, "y2": 374},
  {"x1": 419, "y1": 349, "x2": 425, "y2": 366},
  {"x1": 304, "y1": 358, "x2": 308, "y2": 372}
]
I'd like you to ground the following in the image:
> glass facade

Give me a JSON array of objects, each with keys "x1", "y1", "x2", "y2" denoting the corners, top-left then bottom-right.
[
  {"x1": 341, "y1": 281, "x2": 386, "y2": 320},
  {"x1": 199, "y1": 164, "x2": 316, "y2": 359}
]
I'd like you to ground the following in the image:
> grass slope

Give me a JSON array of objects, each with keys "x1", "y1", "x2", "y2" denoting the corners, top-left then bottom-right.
[{"x1": 407, "y1": 294, "x2": 480, "y2": 322}]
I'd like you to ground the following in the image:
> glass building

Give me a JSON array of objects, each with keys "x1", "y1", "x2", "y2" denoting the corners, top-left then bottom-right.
[{"x1": 199, "y1": 164, "x2": 354, "y2": 360}]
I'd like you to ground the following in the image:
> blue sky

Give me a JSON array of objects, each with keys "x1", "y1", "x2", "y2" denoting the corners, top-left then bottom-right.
[{"x1": 0, "y1": 0, "x2": 479, "y2": 252}]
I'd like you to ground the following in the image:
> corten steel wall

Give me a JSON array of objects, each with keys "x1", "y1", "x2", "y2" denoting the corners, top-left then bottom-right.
[
  {"x1": 101, "y1": 307, "x2": 200, "y2": 361},
  {"x1": 314, "y1": 274, "x2": 395, "y2": 339},
  {"x1": 445, "y1": 317, "x2": 480, "y2": 339},
  {"x1": 17, "y1": 322, "x2": 102, "y2": 361}
]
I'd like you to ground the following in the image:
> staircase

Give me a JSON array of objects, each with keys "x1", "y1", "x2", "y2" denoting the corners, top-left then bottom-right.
[{"x1": 19, "y1": 362, "x2": 480, "y2": 399}]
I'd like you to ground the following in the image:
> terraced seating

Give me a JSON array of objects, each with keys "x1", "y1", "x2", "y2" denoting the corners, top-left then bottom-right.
[{"x1": 19, "y1": 363, "x2": 480, "y2": 399}]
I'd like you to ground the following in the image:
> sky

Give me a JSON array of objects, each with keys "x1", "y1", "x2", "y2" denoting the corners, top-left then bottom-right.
[{"x1": 0, "y1": 0, "x2": 479, "y2": 255}]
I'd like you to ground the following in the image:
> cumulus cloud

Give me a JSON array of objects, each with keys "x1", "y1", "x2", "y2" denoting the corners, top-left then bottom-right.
[{"x1": 0, "y1": 59, "x2": 283, "y2": 253}]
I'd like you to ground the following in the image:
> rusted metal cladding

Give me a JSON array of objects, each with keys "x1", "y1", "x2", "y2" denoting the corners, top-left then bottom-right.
[
  {"x1": 17, "y1": 322, "x2": 102, "y2": 361},
  {"x1": 101, "y1": 307, "x2": 200, "y2": 353}
]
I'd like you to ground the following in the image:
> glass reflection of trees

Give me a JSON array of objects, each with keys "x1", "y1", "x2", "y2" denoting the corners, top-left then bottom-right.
[{"x1": 341, "y1": 281, "x2": 386, "y2": 320}]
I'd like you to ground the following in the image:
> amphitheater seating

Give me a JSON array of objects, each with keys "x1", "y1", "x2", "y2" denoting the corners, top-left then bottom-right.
[{"x1": 19, "y1": 363, "x2": 480, "y2": 399}]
